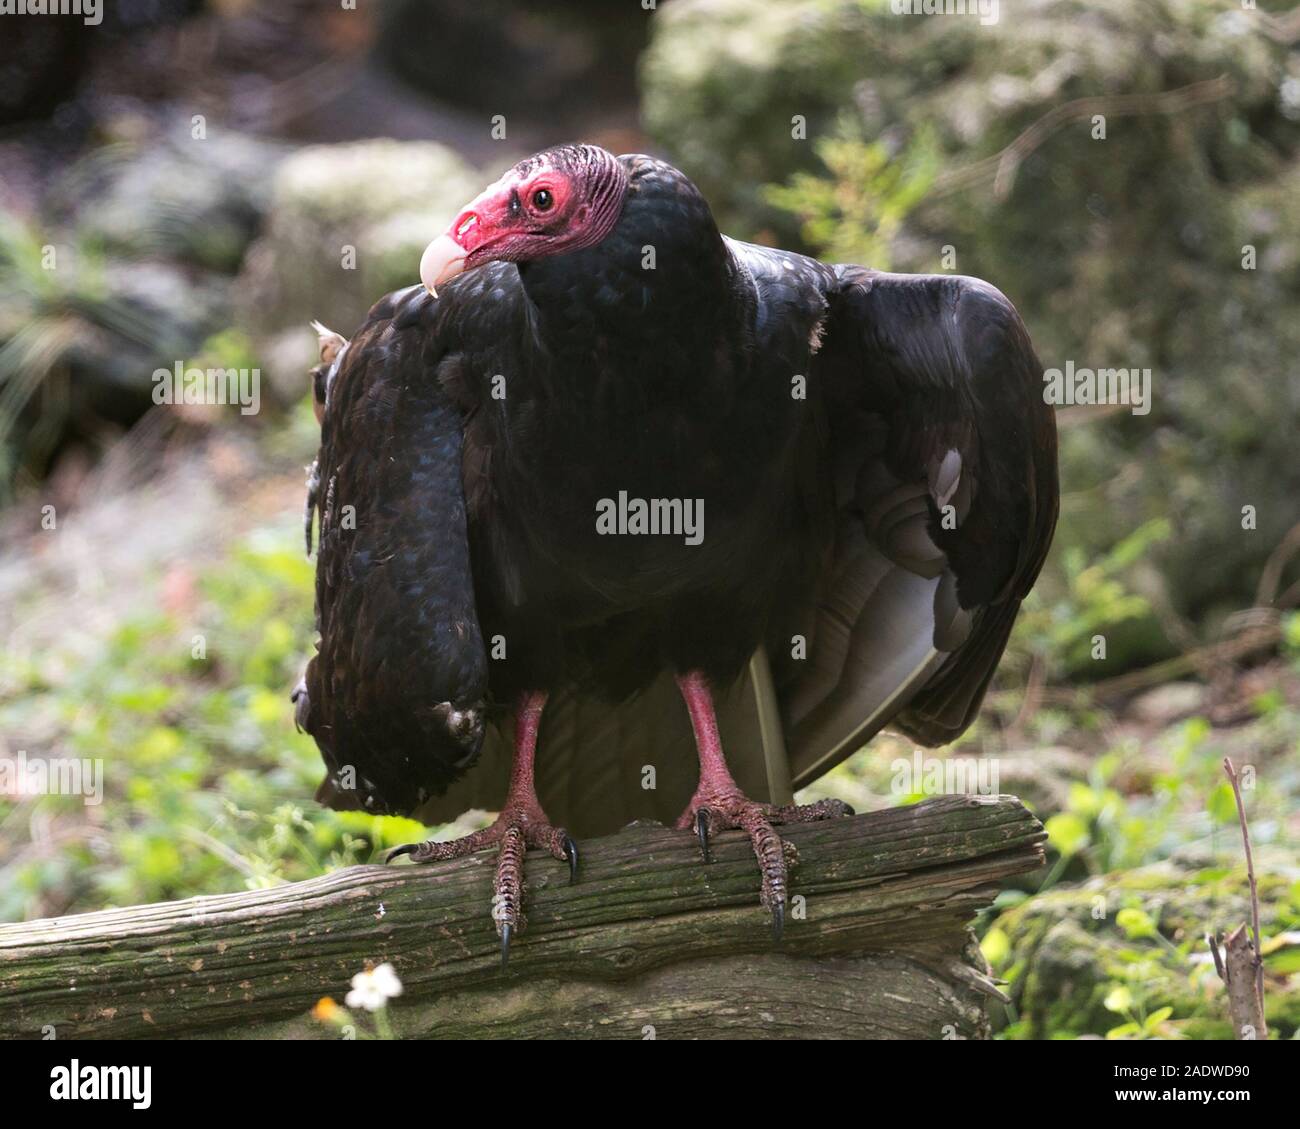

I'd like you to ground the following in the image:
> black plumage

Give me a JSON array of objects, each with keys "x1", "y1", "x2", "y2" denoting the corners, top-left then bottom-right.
[
  {"x1": 295, "y1": 147, "x2": 1058, "y2": 898},
  {"x1": 299, "y1": 298, "x2": 488, "y2": 814}
]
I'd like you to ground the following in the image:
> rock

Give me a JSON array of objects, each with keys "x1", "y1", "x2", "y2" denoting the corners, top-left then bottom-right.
[
  {"x1": 234, "y1": 140, "x2": 481, "y2": 339},
  {"x1": 49, "y1": 131, "x2": 284, "y2": 273},
  {"x1": 74, "y1": 260, "x2": 229, "y2": 401}
]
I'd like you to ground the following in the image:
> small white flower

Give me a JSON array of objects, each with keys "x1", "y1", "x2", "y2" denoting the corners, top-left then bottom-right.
[{"x1": 345, "y1": 962, "x2": 403, "y2": 1011}]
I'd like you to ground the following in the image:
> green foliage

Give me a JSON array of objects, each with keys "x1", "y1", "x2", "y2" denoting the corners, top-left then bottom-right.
[
  {"x1": 988, "y1": 862, "x2": 1300, "y2": 1040},
  {"x1": 764, "y1": 125, "x2": 939, "y2": 268},
  {"x1": 1033, "y1": 717, "x2": 1257, "y2": 877},
  {"x1": 978, "y1": 686, "x2": 1300, "y2": 1040},
  {"x1": 0, "y1": 530, "x2": 448, "y2": 922},
  {"x1": 196, "y1": 327, "x2": 260, "y2": 375},
  {"x1": 641, "y1": 0, "x2": 886, "y2": 243},
  {"x1": 1103, "y1": 991, "x2": 1180, "y2": 1041},
  {"x1": 1009, "y1": 519, "x2": 1173, "y2": 680}
]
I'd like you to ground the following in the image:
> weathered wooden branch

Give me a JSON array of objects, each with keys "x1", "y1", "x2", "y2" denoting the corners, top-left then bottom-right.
[{"x1": 0, "y1": 795, "x2": 1044, "y2": 1040}]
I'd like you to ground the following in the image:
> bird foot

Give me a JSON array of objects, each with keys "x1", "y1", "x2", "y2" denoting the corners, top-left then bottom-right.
[
  {"x1": 388, "y1": 806, "x2": 576, "y2": 968},
  {"x1": 674, "y1": 793, "x2": 854, "y2": 940}
]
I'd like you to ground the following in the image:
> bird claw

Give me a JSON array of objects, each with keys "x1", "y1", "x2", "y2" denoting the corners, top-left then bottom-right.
[
  {"x1": 387, "y1": 813, "x2": 576, "y2": 969},
  {"x1": 678, "y1": 793, "x2": 854, "y2": 939},
  {"x1": 770, "y1": 899, "x2": 784, "y2": 943},
  {"x1": 695, "y1": 808, "x2": 712, "y2": 863},
  {"x1": 563, "y1": 835, "x2": 579, "y2": 885},
  {"x1": 491, "y1": 824, "x2": 526, "y2": 963},
  {"x1": 489, "y1": 821, "x2": 577, "y2": 969}
]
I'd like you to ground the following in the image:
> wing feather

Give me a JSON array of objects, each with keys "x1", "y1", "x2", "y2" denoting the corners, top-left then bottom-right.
[
  {"x1": 781, "y1": 268, "x2": 1058, "y2": 786},
  {"x1": 300, "y1": 286, "x2": 490, "y2": 815}
]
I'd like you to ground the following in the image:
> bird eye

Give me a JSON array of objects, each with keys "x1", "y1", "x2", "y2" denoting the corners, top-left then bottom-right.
[{"x1": 531, "y1": 188, "x2": 553, "y2": 212}]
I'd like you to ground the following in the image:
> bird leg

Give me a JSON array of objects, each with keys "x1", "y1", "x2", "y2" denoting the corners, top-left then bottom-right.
[
  {"x1": 388, "y1": 691, "x2": 575, "y2": 966},
  {"x1": 673, "y1": 671, "x2": 853, "y2": 939}
]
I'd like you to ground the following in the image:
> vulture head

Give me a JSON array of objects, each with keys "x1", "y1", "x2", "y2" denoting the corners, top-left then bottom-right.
[{"x1": 420, "y1": 143, "x2": 630, "y2": 295}]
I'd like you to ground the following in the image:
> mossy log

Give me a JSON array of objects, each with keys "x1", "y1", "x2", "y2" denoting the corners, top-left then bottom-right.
[{"x1": 0, "y1": 795, "x2": 1044, "y2": 1040}]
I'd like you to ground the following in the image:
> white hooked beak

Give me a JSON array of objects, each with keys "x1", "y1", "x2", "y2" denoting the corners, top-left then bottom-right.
[{"x1": 419, "y1": 234, "x2": 468, "y2": 298}]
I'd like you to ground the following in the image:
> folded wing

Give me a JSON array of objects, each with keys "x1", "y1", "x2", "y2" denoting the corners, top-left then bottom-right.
[
  {"x1": 300, "y1": 287, "x2": 490, "y2": 815},
  {"x1": 776, "y1": 268, "x2": 1059, "y2": 787}
]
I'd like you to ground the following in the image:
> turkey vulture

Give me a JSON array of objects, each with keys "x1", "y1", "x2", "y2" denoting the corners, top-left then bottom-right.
[{"x1": 296, "y1": 144, "x2": 1058, "y2": 961}]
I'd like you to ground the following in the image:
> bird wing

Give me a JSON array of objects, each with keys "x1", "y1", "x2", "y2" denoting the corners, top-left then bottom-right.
[
  {"x1": 301, "y1": 285, "x2": 490, "y2": 815},
  {"x1": 774, "y1": 267, "x2": 1059, "y2": 788}
]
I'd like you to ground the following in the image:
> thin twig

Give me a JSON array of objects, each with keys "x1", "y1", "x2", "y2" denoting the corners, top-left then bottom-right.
[{"x1": 1223, "y1": 757, "x2": 1266, "y2": 1036}]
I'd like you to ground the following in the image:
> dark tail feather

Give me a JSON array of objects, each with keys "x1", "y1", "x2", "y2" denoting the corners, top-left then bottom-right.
[{"x1": 892, "y1": 599, "x2": 1020, "y2": 746}]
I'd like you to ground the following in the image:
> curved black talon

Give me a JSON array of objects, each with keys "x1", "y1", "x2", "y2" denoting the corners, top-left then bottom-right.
[
  {"x1": 500, "y1": 923, "x2": 512, "y2": 969},
  {"x1": 770, "y1": 901, "x2": 785, "y2": 943},
  {"x1": 386, "y1": 843, "x2": 420, "y2": 863},
  {"x1": 563, "y1": 836, "x2": 579, "y2": 884},
  {"x1": 695, "y1": 809, "x2": 712, "y2": 863}
]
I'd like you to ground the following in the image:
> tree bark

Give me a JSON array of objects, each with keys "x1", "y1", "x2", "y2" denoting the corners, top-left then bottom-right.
[
  {"x1": 1216, "y1": 924, "x2": 1268, "y2": 1040},
  {"x1": 0, "y1": 795, "x2": 1044, "y2": 1040}
]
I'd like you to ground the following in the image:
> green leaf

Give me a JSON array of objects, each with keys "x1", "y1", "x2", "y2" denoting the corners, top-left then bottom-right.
[
  {"x1": 981, "y1": 926, "x2": 1011, "y2": 968},
  {"x1": 1116, "y1": 907, "x2": 1158, "y2": 941},
  {"x1": 1206, "y1": 781, "x2": 1238, "y2": 825},
  {"x1": 1045, "y1": 811, "x2": 1090, "y2": 857},
  {"x1": 1103, "y1": 985, "x2": 1134, "y2": 1013}
]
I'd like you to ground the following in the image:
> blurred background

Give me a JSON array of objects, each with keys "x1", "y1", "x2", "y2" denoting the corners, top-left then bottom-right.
[{"x1": 0, "y1": 0, "x2": 1298, "y2": 1039}]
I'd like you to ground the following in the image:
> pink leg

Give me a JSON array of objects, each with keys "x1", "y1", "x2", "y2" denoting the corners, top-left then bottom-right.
[
  {"x1": 674, "y1": 671, "x2": 853, "y2": 937},
  {"x1": 389, "y1": 691, "x2": 575, "y2": 966}
]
